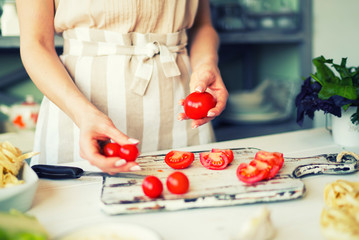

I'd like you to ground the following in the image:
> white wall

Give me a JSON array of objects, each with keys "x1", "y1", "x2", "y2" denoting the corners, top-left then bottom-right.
[
  {"x1": 313, "y1": 0, "x2": 359, "y2": 65},
  {"x1": 312, "y1": 0, "x2": 359, "y2": 127}
]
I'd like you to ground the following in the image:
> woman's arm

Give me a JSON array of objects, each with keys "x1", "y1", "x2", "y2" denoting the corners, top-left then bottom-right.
[
  {"x1": 180, "y1": 0, "x2": 228, "y2": 128},
  {"x1": 16, "y1": 0, "x2": 139, "y2": 173}
]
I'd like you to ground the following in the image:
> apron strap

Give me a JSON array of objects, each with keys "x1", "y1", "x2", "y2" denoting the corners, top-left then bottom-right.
[{"x1": 62, "y1": 29, "x2": 187, "y2": 96}]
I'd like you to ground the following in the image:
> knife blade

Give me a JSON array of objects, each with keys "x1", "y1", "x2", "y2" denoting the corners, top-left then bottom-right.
[{"x1": 31, "y1": 164, "x2": 145, "y2": 179}]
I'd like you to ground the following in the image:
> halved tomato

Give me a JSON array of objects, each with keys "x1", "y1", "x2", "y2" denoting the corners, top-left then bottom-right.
[
  {"x1": 249, "y1": 159, "x2": 273, "y2": 180},
  {"x1": 199, "y1": 152, "x2": 229, "y2": 170},
  {"x1": 255, "y1": 150, "x2": 284, "y2": 169},
  {"x1": 236, "y1": 162, "x2": 268, "y2": 184},
  {"x1": 165, "y1": 151, "x2": 195, "y2": 169},
  {"x1": 237, "y1": 150, "x2": 284, "y2": 184},
  {"x1": 254, "y1": 150, "x2": 284, "y2": 179},
  {"x1": 236, "y1": 163, "x2": 268, "y2": 184},
  {"x1": 211, "y1": 149, "x2": 234, "y2": 164}
]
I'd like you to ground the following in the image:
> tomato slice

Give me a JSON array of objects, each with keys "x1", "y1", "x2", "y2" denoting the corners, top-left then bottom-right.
[
  {"x1": 254, "y1": 150, "x2": 284, "y2": 179},
  {"x1": 255, "y1": 150, "x2": 284, "y2": 169},
  {"x1": 236, "y1": 162, "x2": 268, "y2": 184},
  {"x1": 165, "y1": 151, "x2": 195, "y2": 169},
  {"x1": 199, "y1": 152, "x2": 229, "y2": 170},
  {"x1": 249, "y1": 159, "x2": 275, "y2": 179},
  {"x1": 211, "y1": 149, "x2": 234, "y2": 164},
  {"x1": 266, "y1": 164, "x2": 281, "y2": 179}
]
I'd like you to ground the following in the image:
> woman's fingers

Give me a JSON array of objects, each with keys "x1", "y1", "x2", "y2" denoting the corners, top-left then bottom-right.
[
  {"x1": 190, "y1": 68, "x2": 216, "y2": 93},
  {"x1": 86, "y1": 151, "x2": 141, "y2": 173},
  {"x1": 105, "y1": 125, "x2": 140, "y2": 146},
  {"x1": 79, "y1": 130, "x2": 141, "y2": 173}
]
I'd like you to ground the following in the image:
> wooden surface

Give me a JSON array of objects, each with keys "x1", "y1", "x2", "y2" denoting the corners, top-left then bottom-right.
[{"x1": 101, "y1": 147, "x2": 356, "y2": 215}]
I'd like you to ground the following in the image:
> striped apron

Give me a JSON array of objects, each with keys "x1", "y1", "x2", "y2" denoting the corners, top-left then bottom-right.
[{"x1": 31, "y1": 28, "x2": 215, "y2": 165}]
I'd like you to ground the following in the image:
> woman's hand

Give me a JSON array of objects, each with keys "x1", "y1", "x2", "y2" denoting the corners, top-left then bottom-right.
[
  {"x1": 178, "y1": 61, "x2": 228, "y2": 128},
  {"x1": 16, "y1": 0, "x2": 142, "y2": 174},
  {"x1": 178, "y1": 0, "x2": 228, "y2": 128},
  {"x1": 78, "y1": 109, "x2": 141, "y2": 174}
]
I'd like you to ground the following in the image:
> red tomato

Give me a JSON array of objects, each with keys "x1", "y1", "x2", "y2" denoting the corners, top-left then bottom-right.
[
  {"x1": 166, "y1": 172, "x2": 189, "y2": 194},
  {"x1": 249, "y1": 159, "x2": 271, "y2": 180},
  {"x1": 199, "y1": 152, "x2": 229, "y2": 170},
  {"x1": 183, "y1": 92, "x2": 216, "y2": 119},
  {"x1": 142, "y1": 175, "x2": 163, "y2": 198},
  {"x1": 165, "y1": 151, "x2": 195, "y2": 169},
  {"x1": 236, "y1": 163, "x2": 268, "y2": 184},
  {"x1": 266, "y1": 163, "x2": 281, "y2": 179},
  {"x1": 255, "y1": 150, "x2": 284, "y2": 169},
  {"x1": 103, "y1": 143, "x2": 139, "y2": 162},
  {"x1": 236, "y1": 150, "x2": 284, "y2": 184},
  {"x1": 103, "y1": 142, "x2": 121, "y2": 157},
  {"x1": 118, "y1": 144, "x2": 139, "y2": 162},
  {"x1": 211, "y1": 149, "x2": 234, "y2": 164}
]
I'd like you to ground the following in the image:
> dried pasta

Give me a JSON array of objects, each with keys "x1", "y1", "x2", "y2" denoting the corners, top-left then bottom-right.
[
  {"x1": 321, "y1": 179, "x2": 359, "y2": 240},
  {"x1": 0, "y1": 141, "x2": 39, "y2": 188}
]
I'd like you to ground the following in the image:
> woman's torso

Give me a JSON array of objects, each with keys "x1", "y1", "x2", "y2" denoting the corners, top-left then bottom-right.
[{"x1": 54, "y1": 0, "x2": 199, "y2": 34}]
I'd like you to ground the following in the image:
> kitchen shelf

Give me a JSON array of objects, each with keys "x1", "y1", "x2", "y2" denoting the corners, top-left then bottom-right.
[
  {"x1": 219, "y1": 31, "x2": 305, "y2": 44},
  {"x1": 214, "y1": 0, "x2": 311, "y2": 83},
  {"x1": 213, "y1": 0, "x2": 312, "y2": 131}
]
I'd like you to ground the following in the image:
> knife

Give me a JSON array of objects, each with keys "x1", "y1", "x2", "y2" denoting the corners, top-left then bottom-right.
[{"x1": 31, "y1": 164, "x2": 145, "y2": 179}]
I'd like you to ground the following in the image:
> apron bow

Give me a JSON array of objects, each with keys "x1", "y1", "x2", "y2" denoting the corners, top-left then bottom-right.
[
  {"x1": 62, "y1": 28, "x2": 187, "y2": 96},
  {"x1": 133, "y1": 41, "x2": 183, "y2": 96}
]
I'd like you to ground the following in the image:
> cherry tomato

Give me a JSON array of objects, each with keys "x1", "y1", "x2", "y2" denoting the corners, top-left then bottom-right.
[
  {"x1": 166, "y1": 172, "x2": 189, "y2": 194},
  {"x1": 211, "y1": 149, "x2": 234, "y2": 164},
  {"x1": 236, "y1": 150, "x2": 284, "y2": 184},
  {"x1": 103, "y1": 142, "x2": 139, "y2": 161},
  {"x1": 183, "y1": 92, "x2": 216, "y2": 119},
  {"x1": 199, "y1": 152, "x2": 229, "y2": 170},
  {"x1": 118, "y1": 144, "x2": 139, "y2": 162},
  {"x1": 165, "y1": 150, "x2": 195, "y2": 169},
  {"x1": 254, "y1": 151, "x2": 284, "y2": 179},
  {"x1": 255, "y1": 151, "x2": 284, "y2": 169},
  {"x1": 236, "y1": 163, "x2": 268, "y2": 184},
  {"x1": 103, "y1": 142, "x2": 121, "y2": 157},
  {"x1": 249, "y1": 159, "x2": 271, "y2": 180},
  {"x1": 142, "y1": 175, "x2": 163, "y2": 198}
]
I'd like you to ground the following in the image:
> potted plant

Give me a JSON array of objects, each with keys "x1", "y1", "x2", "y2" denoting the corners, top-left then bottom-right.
[{"x1": 295, "y1": 56, "x2": 359, "y2": 147}]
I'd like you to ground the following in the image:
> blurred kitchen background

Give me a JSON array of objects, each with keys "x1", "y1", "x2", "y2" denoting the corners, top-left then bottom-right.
[{"x1": 0, "y1": 0, "x2": 359, "y2": 142}]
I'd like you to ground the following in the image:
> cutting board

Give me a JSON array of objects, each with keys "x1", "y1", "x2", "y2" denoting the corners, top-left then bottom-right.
[{"x1": 100, "y1": 147, "x2": 354, "y2": 215}]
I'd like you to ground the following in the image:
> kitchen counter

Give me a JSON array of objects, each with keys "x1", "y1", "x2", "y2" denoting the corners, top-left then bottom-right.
[{"x1": 2, "y1": 128, "x2": 359, "y2": 240}]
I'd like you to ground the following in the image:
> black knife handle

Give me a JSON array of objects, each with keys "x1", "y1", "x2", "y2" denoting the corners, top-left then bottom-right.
[{"x1": 31, "y1": 165, "x2": 84, "y2": 179}]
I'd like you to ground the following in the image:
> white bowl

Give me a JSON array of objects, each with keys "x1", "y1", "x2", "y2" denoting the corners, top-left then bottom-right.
[{"x1": 0, "y1": 162, "x2": 39, "y2": 212}]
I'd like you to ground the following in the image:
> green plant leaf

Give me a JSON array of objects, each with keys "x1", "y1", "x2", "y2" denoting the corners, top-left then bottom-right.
[
  {"x1": 318, "y1": 82, "x2": 358, "y2": 100},
  {"x1": 332, "y1": 58, "x2": 351, "y2": 80},
  {"x1": 312, "y1": 56, "x2": 358, "y2": 101},
  {"x1": 311, "y1": 56, "x2": 335, "y2": 86}
]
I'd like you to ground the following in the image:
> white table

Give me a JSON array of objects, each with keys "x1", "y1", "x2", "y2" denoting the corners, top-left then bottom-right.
[{"x1": 3, "y1": 128, "x2": 359, "y2": 240}]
